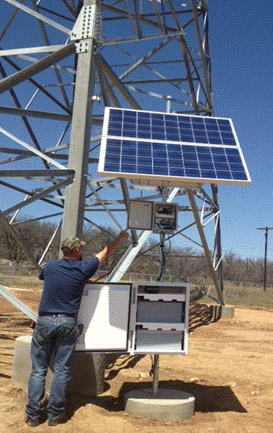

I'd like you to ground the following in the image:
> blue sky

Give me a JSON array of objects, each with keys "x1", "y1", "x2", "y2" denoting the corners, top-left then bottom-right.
[
  {"x1": 0, "y1": 0, "x2": 272, "y2": 261},
  {"x1": 207, "y1": 0, "x2": 272, "y2": 259}
]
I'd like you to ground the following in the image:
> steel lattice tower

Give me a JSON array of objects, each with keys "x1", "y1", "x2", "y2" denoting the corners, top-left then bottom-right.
[{"x1": 0, "y1": 0, "x2": 224, "y2": 305}]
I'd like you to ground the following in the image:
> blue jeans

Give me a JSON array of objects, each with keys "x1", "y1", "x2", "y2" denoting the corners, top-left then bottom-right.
[{"x1": 25, "y1": 315, "x2": 77, "y2": 422}]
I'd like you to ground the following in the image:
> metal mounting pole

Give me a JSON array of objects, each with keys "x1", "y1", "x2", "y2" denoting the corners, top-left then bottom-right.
[
  {"x1": 152, "y1": 354, "x2": 159, "y2": 395},
  {"x1": 59, "y1": 0, "x2": 105, "y2": 397},
  {"x1": 61, "y1": 0, "x2": 99, "y2": 242}
]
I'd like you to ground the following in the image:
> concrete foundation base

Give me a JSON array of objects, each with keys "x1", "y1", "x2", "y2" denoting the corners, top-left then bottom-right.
[
  {"x1": 210, "y1": 304, "x2": 235, "y2": 320},
  {"x1": 124, "y1": 388, "x2": 195, "y2": 421},
  {"x1": 68, "y1": 351, "x2": 106, "y2": 396},
  {"x1": 12, "y1": 335, "x2": 53, "y2": 393},
  {"x1": 11, "y1": 335, "x2": 105, "y2": 396}
]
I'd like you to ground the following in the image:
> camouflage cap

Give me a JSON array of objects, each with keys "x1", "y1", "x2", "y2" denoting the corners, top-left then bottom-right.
[{"x1": 61, "y1": 237, "x2": 86, "y2": 251}]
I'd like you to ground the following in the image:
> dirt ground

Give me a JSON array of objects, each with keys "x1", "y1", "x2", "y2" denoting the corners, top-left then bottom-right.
[{"x1": 0, "y1": 287, "x2": 272, "y2": 433}]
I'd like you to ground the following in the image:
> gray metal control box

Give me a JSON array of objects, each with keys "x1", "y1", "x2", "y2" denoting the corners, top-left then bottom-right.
[
  {"x1": 127, "y1": 200, "x2": 178, "y2": 234},
  {"x1": 76, "y1": 281, "x2": 189, "y2": 355}
]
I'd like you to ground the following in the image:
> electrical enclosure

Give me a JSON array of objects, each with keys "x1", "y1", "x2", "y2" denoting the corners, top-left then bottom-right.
[{"x1": 75, "y1": 281, "x2": 189, "y2": 355}]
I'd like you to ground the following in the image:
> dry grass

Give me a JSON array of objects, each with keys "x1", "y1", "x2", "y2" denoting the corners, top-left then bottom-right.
[
  {"x1": 1, "y1": 274, "x2": 42, "y2": 291},
  {"x1": 2, "y1": 274, "x2": 273, "y2": 311},
  {"x1": 224, "y1": 284, "x2": 273, "y2": 310}
]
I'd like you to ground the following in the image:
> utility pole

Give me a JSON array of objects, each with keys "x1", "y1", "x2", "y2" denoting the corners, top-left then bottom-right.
[{"x1": 256, "y1": 227, "x2": 273, "y2": 291}]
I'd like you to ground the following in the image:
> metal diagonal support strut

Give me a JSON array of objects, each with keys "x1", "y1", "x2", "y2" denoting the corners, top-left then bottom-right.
[
  {"x1": 0, "y1": 217, "x2": 41, "y2": 271},
  {"x1": 0, "y1": 44, "x2": 76, "y2": 94},
  {"x1": 0, "y1": 284, "x2": 38, "y2": 322},
  {"x1": 186, "y1": 189, "x2": 224, "y2": 305},
  {"x1": 0, "y1": 176, "x2": 74, "y2": 219}
]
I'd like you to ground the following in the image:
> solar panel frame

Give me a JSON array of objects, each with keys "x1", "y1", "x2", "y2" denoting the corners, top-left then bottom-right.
[{"x1": 98, "y1": 107, "x2": 251, "y2": 187}]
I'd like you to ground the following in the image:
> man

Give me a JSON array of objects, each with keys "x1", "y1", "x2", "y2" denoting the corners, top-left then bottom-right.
[{"x1": 25, "y1": 230, "x2": 128, "y2": 427}]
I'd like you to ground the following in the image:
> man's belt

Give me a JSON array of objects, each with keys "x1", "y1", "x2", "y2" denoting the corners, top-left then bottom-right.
[{"x1": 39, "y1": 312, "x2": 77, "y2": 318}]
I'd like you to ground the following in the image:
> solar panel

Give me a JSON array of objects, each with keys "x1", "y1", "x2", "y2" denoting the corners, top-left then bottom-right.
[{"x1": 98, "y1": 108, "x2": 251, "y2": 187}]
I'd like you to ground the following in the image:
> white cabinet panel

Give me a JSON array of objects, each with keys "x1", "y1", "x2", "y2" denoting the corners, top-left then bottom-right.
[{"x1": 76, "y1": 283, "x2": 131, "y2": 352}]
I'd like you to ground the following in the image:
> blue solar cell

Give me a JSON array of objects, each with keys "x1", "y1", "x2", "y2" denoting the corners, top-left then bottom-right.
[
  {"x1": 178, "y1": 116, "x2": 191, "y2": 123},
  {"x1": 213, "y1": 155, "x2": 227, "y2": 163},
  {"x1": 192, "y1": 124, "x2": 205, "y2": 130},
  {"x1": 167, "y1": 134, "x2": 180, "y2": 142},
  {"x1": 185, "y1": 168, "x2": 201, "y2": 177},
  {"x1": 194, "y1": 135, "x2": 208, "y2": 144},
  {"x1": 183, "y1": 155, "x2": 198, "y2": 163},
  {"x1": 220, "y1": 131, "x2": 233, "y2": 138},
  {"x1": 226, "y1": 148, "x2": 239, "y2": 155},
  {"x1": 108, "y1": 127, "x2": 121, "y2": 136},
  {"x1": 206, "y1": 125, "x2": 219, "y2": 132},
  {"x1": 207, "y1": 130, "x2": 221, "y2": 137},
  {"x1": 231, "y1": 171, "x2": 248, "y2": 180},
  {"x1": 138, "y1": 149, "x2": 152, "y2": 158},
  {"x1": 138, "y1": 131, "x2": 151, "y2": 139},
  {"x1": 138, "y1": 112, "x2": 150, "y2": 120},
  {"x1": 154, "y1": 166, "x2": 168, "y2": 175},
  {"x1": 181, "y1": 144, "x2": 195, "y2": 152},
  {"x1": 211, "y1": 146, "x2": 225, "y2": 153},
  {"x1": 170, "y1": 167, "x2": 185, "y2": 176},
  {"x1": 120, "y1": 163, "x2": 137, "y2": 173},
  {"x1": 169, "y1": 159, "x2": 182, "y2": 168},
  {"x1": 217, "y1": 171, "x2": 232, "y2": 179},
  {"x1": 204, "y1": 118, "x2": 217, "y2": 125},
  {"x1": 124, "y1": 110, "x2": 136, "y2": 117},
  {"x1": 198, "y1": 155, "x2": 213, "y2": 164},
  {"x1": 123, "y1": 119, "x2": 135, "y2": 127},
  {"x1": 215, "y1": 163, "x2": 229, "y2": 171},
  {"x1": 181, "y1": 135, "x2": 194, "y2": 142},
  {"x1": 222, "y1": 138, "x2": 237, "y2": 146},
  {"x1": 209, "y1": 137, "x2": 222, "y2": 145},
  {"x1": 153, "y1": 142, "x2": 165, "y2": 150},
  {"x1": 201, "y1": 170, "x2": 216, "y2": 178},
  {"x1": 104, "y1": 162, "x2": 119, "y2": 172},
  {"x1": 191, "y1": 117, "x2": 204, "y2": 124},
  {"x1": 230, "y1": 163, "x2": 245, "y2": 172},
  {"x1": 152, "y1": 131, "x2": 166, "y2": 140},
  {"x1": 217, "y1": 119, "x2": 230, "y2": 126},
  {"x1": 140, "y1": 157, "x2": 152, "y2": 165},
  {"x1": 197, "y1": 146, "x2": 211, "y2": 154},
  {"x1": 152, "y1": 113, "x2": 164, "y2": 120},
  {"x1": 184, "y1": 160, "x2": 199, "y2": 169},
  {"x1": 138, "y1": 165, "x2": 152, "y2": 174},
  {"x1": 108, "y1": 119, "x2": 121, "y2": 127},
  {"x1": 123, "y1": 123, "x2": 134, "y2": 130},
  {"x1": 227, "y1": 154, "x2": 241, "y2": 163},
  {"x1": 199, "y1": 161, "x2": 214, "y2": 169},
  {"x1": 152, "y1": 120, "x2": 164, "y2": 127}
]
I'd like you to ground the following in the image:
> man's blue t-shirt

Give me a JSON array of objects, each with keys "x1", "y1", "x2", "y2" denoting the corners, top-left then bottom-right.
[{"x1": 38, "y1": 257, "x2": 99, "y2": 315}]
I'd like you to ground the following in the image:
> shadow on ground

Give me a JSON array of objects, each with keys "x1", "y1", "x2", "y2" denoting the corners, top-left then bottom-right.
[
  {"x1": 189, "y1": 303, "x2": 221, "y2": 332},
  {"x1": 65, "y1": 378, "x2": 246, "y2": 419}
]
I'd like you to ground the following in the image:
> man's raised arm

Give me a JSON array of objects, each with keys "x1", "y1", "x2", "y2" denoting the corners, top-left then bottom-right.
[{"x1": 95, "y1": 230, "x2": 128, "y2": 267}]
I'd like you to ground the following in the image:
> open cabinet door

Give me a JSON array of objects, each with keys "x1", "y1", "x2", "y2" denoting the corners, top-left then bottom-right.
[{"x1": 75, "y1": 283, "x2": 131, "y2": 352}]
